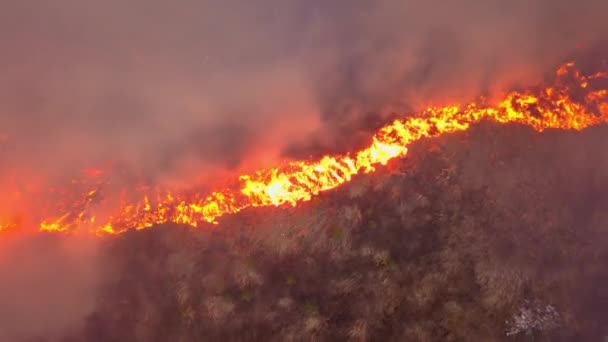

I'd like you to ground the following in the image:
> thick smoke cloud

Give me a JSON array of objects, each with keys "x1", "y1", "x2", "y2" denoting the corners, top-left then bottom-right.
[
  {"x1": 1, "y1": 0, "x2": 607, "y2": 183},
  {"x1": 0, "y1": 234, "x2": 101, "y2": 341}
]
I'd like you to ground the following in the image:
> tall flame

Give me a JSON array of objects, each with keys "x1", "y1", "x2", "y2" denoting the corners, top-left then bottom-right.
[{"x1": 3, "y1": 62, "x2": 608, "y2": 235}]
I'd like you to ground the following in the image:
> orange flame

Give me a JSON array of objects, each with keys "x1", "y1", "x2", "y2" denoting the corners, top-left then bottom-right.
[{"x1": 4, "y1": 62, "x2": 608, "y2": 235}]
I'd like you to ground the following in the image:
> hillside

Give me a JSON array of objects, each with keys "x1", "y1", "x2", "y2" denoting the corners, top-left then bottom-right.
[{"x1": 63, "y1": 122, "x2": 608, "y2": 341}]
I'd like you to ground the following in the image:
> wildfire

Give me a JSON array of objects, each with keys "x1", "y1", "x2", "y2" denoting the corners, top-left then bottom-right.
[{"x1": 3, "y1": 62, "x2": 608, "y2": 235}]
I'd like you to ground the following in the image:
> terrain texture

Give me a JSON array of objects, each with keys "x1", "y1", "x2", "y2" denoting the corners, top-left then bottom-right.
[{"x1": 61, "y1": 122, "x2": 608, "y2": 341}]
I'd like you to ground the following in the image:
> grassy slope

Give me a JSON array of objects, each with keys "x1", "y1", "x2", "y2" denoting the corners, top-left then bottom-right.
[{"x1": 67, "y1": 122, "x2": 608, "y2": 341}]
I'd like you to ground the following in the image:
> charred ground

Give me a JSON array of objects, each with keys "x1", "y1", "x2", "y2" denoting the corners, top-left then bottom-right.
[{"x1": 52, "y1": 122, "x2": 608, "y2": 342}]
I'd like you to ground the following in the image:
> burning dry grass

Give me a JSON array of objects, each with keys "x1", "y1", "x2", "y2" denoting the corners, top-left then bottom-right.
[
  {"x1": 38, "y1": 121, "x2": 606, "y2": 341},
  {"x1": 4, "y1": 62, "x2": 606, "y2": 237}
]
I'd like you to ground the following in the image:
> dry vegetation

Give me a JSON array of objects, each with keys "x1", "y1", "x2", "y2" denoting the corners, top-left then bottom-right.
[{"x1": 55, "y1": 122, "x2": 608, "y2": 341}]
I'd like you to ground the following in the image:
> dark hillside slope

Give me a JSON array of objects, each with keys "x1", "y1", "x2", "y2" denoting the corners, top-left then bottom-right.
[{"x1": 69, "y1": 123, "x2": 608, "y2": 341}]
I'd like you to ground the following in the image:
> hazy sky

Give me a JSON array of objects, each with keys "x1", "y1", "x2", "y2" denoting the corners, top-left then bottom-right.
[{"x1": 0, "y1": 0, "x2": 607, "y2": 185}]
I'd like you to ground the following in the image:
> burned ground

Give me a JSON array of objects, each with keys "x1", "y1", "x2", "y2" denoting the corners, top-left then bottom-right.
[{"x1": 53, "y1": 122, "x2": 608, "y2": 341}]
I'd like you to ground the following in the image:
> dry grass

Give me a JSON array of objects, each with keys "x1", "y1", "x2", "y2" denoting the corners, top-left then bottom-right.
[{"x1": 55, "y1": 124, "x2": 608, "y2": 341}]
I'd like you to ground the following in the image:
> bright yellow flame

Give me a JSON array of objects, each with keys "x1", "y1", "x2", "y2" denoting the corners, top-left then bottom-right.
[{"x1": 5, "y1": 62, "x2": 608, "y2": 235}]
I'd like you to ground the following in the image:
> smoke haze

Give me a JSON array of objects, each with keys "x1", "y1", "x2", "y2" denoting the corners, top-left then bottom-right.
[
  {"x1": 1, "y1": 0, "x2": 607, "y2": 182},
  {"x1": 0, "y1": 234, "x2": 101, "y2": 341}
]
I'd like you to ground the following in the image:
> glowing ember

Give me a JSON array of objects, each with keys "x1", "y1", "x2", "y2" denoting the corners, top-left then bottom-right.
[
  {"x1": 0, "y1": 222, "x2": 13, "y2": 233},
  {"x1": 2, "y1": 62, "x2": 608, "y2": 235}
]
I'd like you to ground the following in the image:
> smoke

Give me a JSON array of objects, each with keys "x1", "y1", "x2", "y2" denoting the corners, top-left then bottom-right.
[
  {"x1": 1, "y1": 0, "x2": 607, "y2": 182},
  {"x1": 0, "y1": 234, "x2": 101, "y2": 341}
]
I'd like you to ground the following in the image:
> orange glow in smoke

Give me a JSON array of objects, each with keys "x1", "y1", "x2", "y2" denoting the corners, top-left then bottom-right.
[{"x1": 1, "y1": 62, "x2": 607, "y2": 235}]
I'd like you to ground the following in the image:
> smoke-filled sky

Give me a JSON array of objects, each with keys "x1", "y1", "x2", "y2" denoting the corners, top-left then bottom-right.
[{"x1": 1, "y1": 0, "x2": 607, "y2": 184}]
